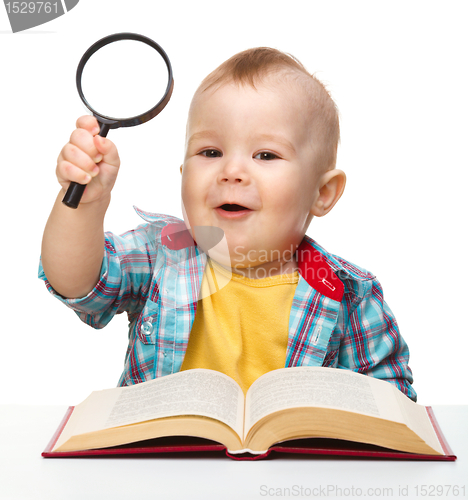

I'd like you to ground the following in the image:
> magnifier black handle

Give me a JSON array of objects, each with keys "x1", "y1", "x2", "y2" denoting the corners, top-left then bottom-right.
[{"x1": 62, "y1": 122, "x2": 110, "y2": 209}]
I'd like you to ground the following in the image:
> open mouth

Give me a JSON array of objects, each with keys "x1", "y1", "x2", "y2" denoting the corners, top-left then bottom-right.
[{"x1": 219, "y1": 204, "x2": 250, "y2": 212}]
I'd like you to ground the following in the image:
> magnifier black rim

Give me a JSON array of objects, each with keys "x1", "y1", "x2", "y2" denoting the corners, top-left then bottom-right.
[{"x1": 76, "y1": 32, "x2": 174, "y2": 127}]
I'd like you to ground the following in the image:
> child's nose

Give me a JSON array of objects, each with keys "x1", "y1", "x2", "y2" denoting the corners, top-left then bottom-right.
[{"x1": 217, "y1": 156, "x2": 250, "y2": 184}]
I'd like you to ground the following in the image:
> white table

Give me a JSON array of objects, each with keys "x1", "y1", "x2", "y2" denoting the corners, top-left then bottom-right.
[{"x1": 1, "y1": 405, "x2": 467, "y2": 500}]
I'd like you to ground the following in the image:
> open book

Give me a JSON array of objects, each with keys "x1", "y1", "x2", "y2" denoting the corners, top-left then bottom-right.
[{"x1": 43, "y1": 367, "x2": 455, "y2": 460}]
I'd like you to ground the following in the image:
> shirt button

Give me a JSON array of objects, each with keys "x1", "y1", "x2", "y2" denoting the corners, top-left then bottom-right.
[{"x1": 140, "y1": 321, "x2": 154, "y2": 336}]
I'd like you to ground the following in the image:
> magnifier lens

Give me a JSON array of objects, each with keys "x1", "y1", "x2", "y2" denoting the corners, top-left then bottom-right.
[
  {"x1": 80, "y1": 39, "x2": 169, "y2": 119},
  {"x1": 62, "y1": 33, "x2": 173, "y2": 209}
]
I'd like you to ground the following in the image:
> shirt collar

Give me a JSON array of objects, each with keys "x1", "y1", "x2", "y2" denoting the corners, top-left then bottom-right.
[
  {"x1": 160, "y1": 223, "x2": 344, "y2": 302},
  {"x1": 296, "y1": 237, "x2": 344, "y2": 302},
  {"x1": 161, "y1": 222, "x2": 195, "y2": 250}
]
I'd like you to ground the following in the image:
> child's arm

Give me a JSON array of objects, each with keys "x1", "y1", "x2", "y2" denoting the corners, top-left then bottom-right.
[
  {"x1": 339, "y1": 277, "x2": 417, "y2": 401},
  {"x1": 41, "y1": 115, "x2": 120, "y2": 299}
]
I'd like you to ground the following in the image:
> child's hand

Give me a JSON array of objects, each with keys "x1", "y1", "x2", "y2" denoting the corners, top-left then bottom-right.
[{"x1": 56, "y1": 115, "x2": 121, "y2": 205}]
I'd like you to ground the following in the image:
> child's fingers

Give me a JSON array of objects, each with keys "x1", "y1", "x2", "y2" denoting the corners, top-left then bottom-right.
[
  {"x1": 76, "y1": 115, "x2": 101, "y2": 136},
  {"x1": 69, "y1": 127, "x2": 103, "y2": 163},
  {"x1": 59, "y1": 142, "x2": 100, "y2": 178},
  {"x1": 55, "y1": 116, "x2": 120, "y2": 197},
  {"x1": 57, "y1": 160, "x2": 93, "y2": 185},
  {"x1": 93, "y1": 135, "x2": 120, "y2": 168}
]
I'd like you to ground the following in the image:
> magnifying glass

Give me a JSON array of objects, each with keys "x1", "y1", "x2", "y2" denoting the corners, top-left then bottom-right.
[{"x1": 62, "y1": 32, "x2": 174, "y2": 209}]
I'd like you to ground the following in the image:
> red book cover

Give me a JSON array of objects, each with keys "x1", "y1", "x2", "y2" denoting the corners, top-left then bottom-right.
[{"x1": 42, "y1": 406, "x2": 456, "y2": 461}]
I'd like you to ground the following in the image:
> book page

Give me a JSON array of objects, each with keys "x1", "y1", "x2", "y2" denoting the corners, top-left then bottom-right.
[
  {"x1": 394, "y1": 389, "x2": 444, "y2": 454},
  {"x1": 244, "y1": 366, "x2": 405, "y2": 437},
  {"x1": 54, "y1": 369, "x2": 244, "y2": 450}
]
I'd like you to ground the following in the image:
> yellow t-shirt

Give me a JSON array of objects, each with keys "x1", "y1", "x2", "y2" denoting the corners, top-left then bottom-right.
[{"x1": 180, "y1": 259, "x2": 299, "y2": 393}]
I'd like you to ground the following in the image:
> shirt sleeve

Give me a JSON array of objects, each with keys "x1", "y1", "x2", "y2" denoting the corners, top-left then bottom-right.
[
  {"x1": 38, "y1": 222, "x2": 159, "y2": 329},
  {"x1": 338, "y1": 277, "x2": 417, "y2": 402}
]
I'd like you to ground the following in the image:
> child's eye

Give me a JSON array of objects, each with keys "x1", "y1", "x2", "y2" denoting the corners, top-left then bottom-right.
[
  {"x1": 254, "y1": 152, "x2": 279, "y2": 161},
  {"x1": 200, "y1": 149, "x2": 222, "y2": 158}
]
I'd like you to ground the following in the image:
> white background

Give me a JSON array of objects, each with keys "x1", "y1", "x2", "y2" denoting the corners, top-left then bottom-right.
[{"x1": 0, "y1": 0, "x2": 466, "y2": 406}]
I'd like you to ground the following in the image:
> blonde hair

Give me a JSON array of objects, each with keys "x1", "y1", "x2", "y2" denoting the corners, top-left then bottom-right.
[{"x1": 193, "y1": 47, "x2": 340, "y2": 171}]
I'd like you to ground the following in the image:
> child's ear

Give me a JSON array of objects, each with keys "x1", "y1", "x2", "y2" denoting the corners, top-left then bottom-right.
[{"x1": 311, "y1": 169, "x2": 346, "y2": 217}]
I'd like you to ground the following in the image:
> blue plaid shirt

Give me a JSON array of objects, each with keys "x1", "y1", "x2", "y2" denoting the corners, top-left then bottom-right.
[{"x1": 38, "y1": 207, "x2": 416, "y2": 401}]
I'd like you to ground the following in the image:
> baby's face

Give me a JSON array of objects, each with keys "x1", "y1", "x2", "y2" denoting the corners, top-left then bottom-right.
[{"x1": 181, "y1": 79, "x2": 323, "y2": 270}]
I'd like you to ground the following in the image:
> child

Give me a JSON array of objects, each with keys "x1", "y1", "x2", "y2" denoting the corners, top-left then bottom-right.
[{"x1": 39, "y1": 47, "x2": 416, "y2": 401}]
